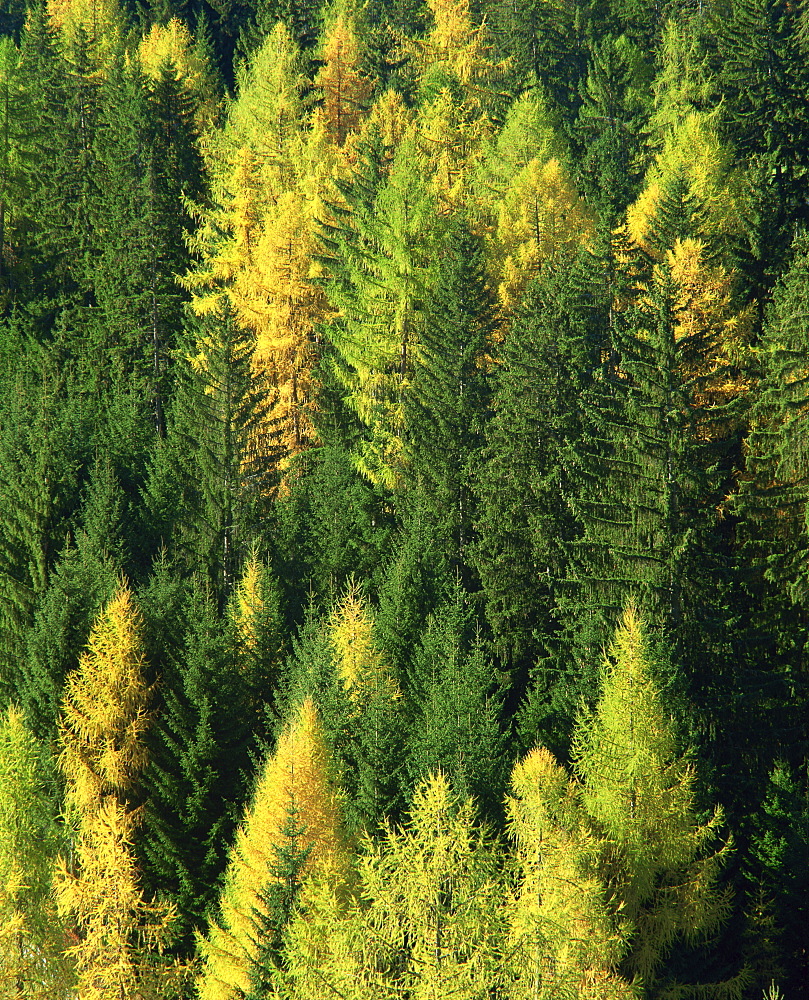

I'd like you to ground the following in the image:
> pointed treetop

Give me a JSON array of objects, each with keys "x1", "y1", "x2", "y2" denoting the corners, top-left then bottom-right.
[{"x1": 58, "y1": 580, "x2": 151, "y2": 811}]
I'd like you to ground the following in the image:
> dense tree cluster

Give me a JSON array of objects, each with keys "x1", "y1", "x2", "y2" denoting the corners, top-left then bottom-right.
[{"x1": 0, "y1": 0, "x2": 807, "y2": 997}]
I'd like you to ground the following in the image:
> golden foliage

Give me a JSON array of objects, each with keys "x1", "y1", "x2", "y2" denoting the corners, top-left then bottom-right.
[
  {"x1": 507, "y1": 748, "x2": 634, "y2": 1000},
  {"x1": 627, "y1": 113, "x2": 742, "y2": 258},
  {"x1": 316, "y1": 13, "x2": 373, "y2": 147},
  {"x1": 495, "y1": 156, "x2": 596, "y2": 313},
  {"x1": 47, "y1": 0, "x2": 122, "y2": 52},
  {"x1": 283, "y1": 771, "x2": 505, "y2": 1000},
  {"x1": 246, "y1": 187, "x2": 325, "y2": 459},
  {"x1": 0, "y1": 708, "x2": 74, "y2": 1000},
  {"x1": 58, "y1": 582, "x2": 151, "y2": 810},
  {"x1": 56, "y1": 582, "x2": 178, "y2": 1000},
  {"x1": 197, "y1": 697, "x2": 351, "y2": 1000},
  {"x1": 417, "y1": 0, "x2": 505, "y2": 102},
  {"x1": 230, "y1": 551, "x2": 266, "y2": 653},
  {"x1": 417, "y1": 85, "x2": 490, "y2": 210},
  {"x1": 328, "y1": 581, "x2": 398, "y2": 701}
]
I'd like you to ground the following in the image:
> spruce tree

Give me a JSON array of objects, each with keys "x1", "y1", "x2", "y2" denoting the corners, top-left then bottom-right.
[
  {"x1": 406, "y1": 216, "x2": 495, "y2": 585},
  {"x1": 473, "y1": 246, "x2": 610, "y2": 743},
  {"x1": 145, "y1": 299, "x2": 275, "y2": 605},
  {"x1": 139, "y1": 582, "x2": 254, "y2": 959},
  {"x1": 404, "y1": 586, "x2": 506, "y2": 824}
]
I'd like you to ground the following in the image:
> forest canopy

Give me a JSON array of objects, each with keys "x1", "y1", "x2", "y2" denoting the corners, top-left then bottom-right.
[{"x1": 0, "y1": 0, "x2": 807, "y2": 997}]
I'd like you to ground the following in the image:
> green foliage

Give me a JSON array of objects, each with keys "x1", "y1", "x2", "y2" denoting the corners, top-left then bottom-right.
[
  {"x1": 139, "y1": 582, "x2": 254, "y2": 958},
  {"x1": 145, "y1": 300, "x2": 275, "y2": 605},
  {"x1": 404, "y1": 585, "x2": 506, "y2": 824}
]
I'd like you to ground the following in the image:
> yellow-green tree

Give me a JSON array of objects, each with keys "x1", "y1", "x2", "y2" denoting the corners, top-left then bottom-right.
[
  {"x1": 197, "y1": 697, "x2": 352, "y2": 1000},
  {"x1": 328, "y1": 580, "x2": 397, "y2": 702},
  {"x1": 414, "y1": 0, "x2": 503, "y2": 108},
  {"x1": 229, "y1": 549, "x2": 284, "y2": 718},
  {"x1": 282, "y1": 771, "x2": 506, "y2": 1000},
  {"x1": 494, "y1": 156, "x2": 595, "y2": 314},
  {"x1": 138, "y1": 17, "x2": 220, "y2": 128},
  {"x1": 0, "y1": 707, "x2": 74, "y2": 1000},
  {"x1": 507, "y1": 747, "x2": 634, "y2": 1000},
  {"x1": 627, "y1": 113, "x2": 742, "y2": 261},
  {"x1": 572, "y1": 605, "x2": 732, "y2": 988},
  {"x1": 54, "y1": 582, "x2": 176, "y2": 1000}
]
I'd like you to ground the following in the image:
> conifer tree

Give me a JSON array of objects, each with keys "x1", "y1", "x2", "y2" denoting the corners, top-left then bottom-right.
[
  {"x1": 407, "y1": 216, "x2": 495, "y2": 582},
  {"x1": 574, "y1": 33, "x2": 647, "y2": 223},
  {"x1": 282, "y1": 771, "x2": 506, "y2": 1000},
  {"x1": 229, "y1": 548, "x2": 285, "y2": 719},
  {"x1": 55, "y1": 581, "x2": 177, "y2": 1000},
  {"x1": 473, "y1": 246, "x2": 610, "y2": 741},
  {"x1": 405, "y1": 587, "x2": 506, "y2": 823},
  {"x1": 315, "y1": 10, "x2": 372, "y2": 147},
  {"x1": 0, "y1": 339, "x2": 90, "y2": 704},
  {"x1": 197, "y1": 697, "x2": 351, "y2": 1000},
  {"x1": 326, "y1": 580, "x2": 403, "y2": 829},
  {"x1": 559, "y1": 237, "x2": 743, "y2": 704},
  {"x1": 572, "y1": 605, "x2": 732, "y2": 990},
  {"x1": 743, "y1": 235, "x2": 809, "y2": 606},
  {"x1": 139, "y1": 583, "x2": 254, "y2": 959},
  {"x1": 320, "y1": 138, "x2": 438, "y2": 487},
  {"x1": 0, "y1": 706, "x2": 74, "y2": 999},
  {"x1": 507, "y1": 746, "x2": 633, "y2": 1000},
  {"x1": 145, "y1": 299, "x2": 276, "y2": 604}
]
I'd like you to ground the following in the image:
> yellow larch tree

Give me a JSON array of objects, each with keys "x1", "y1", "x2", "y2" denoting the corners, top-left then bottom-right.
[
  {"x1": 204, "y1": 21, "x2": 308, "y2": 205},
  {"x1": 47, "y1": 0, "x2": 122, "y2": 54},
  {"x1": 0, "y1": 707, "x2": 74, "y2": 1000},
  {"x1": 282, "y1": 771, "x2": 506, "y2": 1000},
  {"x1": 54, "y1": 582, "x2": 177, "y2": 1000},
  {"x1": 415, "y1": 0, "x2": 504, "y2": 108},
  {"x1": 315, "y1": 10, "x2": 373, "y2": 148},
  {"x1": 229, "y1": 548, "x2": 284, "y2": 715},
  {"x1": 507, "y1": 747, "x2": 635, "y2": 1000},
  {"x1": 138, "y1": 17, "x2": 220, "y2": 128},
  {"x1": 664, "y1": 237, "x2": 753, "y2": 424},
  {"x1": 627, "y1": 113, "x2": 743, "y2": 260},
  {"x1": 328, "y1": 579, "x2": 398, "y2": 702},
  {"x1": 244, "y1": 187, "x2": 326, "y2": 460},
  {"x1": 197, "y1": 697, "x2": 352, "y2": 1000},
  {"x1": 494, "y1": 156, "x2": 596, "y2": 314},
  {"x1": 572, "y1": 605, "x2": 732, "y2": 989},
  {"x1": 417, "y1": 84, "x2": 490, "y2": 211}
]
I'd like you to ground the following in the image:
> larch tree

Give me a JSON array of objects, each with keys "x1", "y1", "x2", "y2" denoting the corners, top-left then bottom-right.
[
  {"x1": 493, "y1": 154, "x2": 595, "y2": 317},
  {"x1": 507, "y1": 746, "x2": 634, "y2": 1000},
  {"x1": 321, "y1": 137, "x2": 438, "y2": 487},
  {"x1": 54, "y1": 581, "x2": 177, "y2": 1000},
  {"x1": 0, "y1": 706, "x2": 74, "y2": 1000},
  {"x1": 282, "y1": 770, "x2": 507, "y2": 1000},
  {"x1": 197, "y1": 696, "x2": 352, "y2": 1000},
  {"x1": 247, "y1": 187, "x2": 327, "y2": 464},
  {"x1": 325, "y1": 579, "x2": 403, "y2": 829},
  {"x1": 229, "y1": 547, "x2": 285, "y2": 727},
  {"x1": 315, "y1": 10, "x2": 372, "y2": 148},
  {"x1": 572, "y1": 605, "x2": 733, "y2": 991}
]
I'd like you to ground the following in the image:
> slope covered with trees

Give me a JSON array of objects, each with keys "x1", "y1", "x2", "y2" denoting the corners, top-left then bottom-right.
[{"x1": 0, "y1": 0, "x2": 806, "y2": 996}]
